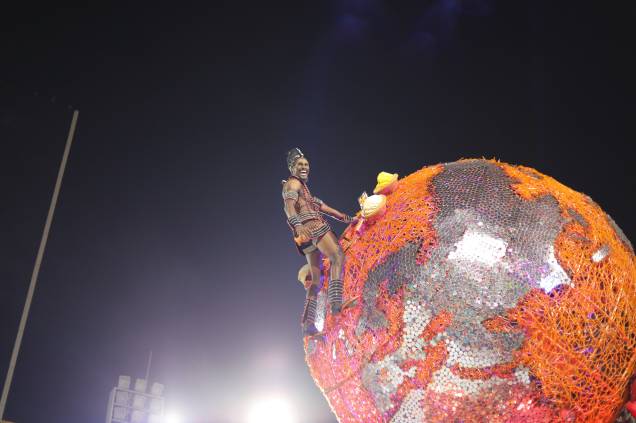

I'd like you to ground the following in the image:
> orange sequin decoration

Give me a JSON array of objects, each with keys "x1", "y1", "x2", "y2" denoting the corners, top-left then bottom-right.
[{"x1": 303, "y1": 160, "x2": 636, "y2": 423}]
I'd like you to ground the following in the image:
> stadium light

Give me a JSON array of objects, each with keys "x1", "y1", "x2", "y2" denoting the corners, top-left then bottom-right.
[
  {"x1": 163, "y1": 411, "x2": 184, "y2": 423},
  {"x1": 246, "y1": 394, "x2": 295, "y2": 423},
  {"x1": 151, "y1": 383, "x2": 164, "y2": 396},
  {"x1": 118, "y1": 376, "x2": 131, "y2": 390},
  {"x1": 134, "y1": 378, "x2": 147, "y2": 393},
  {"x1": 106, "y1": 376, "x2": 165, "y2": 423}
]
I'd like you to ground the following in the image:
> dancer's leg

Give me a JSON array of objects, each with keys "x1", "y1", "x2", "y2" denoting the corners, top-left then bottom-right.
[
  {"x1": 301, "y1": 249, "x2": 322, "y2": 335},
  {"x1": 316, "y1": 231, "x2": 345, "y2": 314}
]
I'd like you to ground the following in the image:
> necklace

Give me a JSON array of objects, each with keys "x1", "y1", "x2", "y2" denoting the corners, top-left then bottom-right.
[{"x1": 290, "y1": 175, "x2": 320, "y2": 213}]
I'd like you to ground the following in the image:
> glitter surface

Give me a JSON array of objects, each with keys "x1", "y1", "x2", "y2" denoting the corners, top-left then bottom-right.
[{"x1": 304, "y1": 159, "x2": 636, "y2": 423}]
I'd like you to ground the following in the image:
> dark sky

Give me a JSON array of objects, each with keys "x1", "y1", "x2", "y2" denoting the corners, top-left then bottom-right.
[{"x1": 0, "y1": 1, "x2": 634, "y2": 422}]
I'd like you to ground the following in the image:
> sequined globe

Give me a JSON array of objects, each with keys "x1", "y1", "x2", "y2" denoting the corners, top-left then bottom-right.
[{"x1": 304, "y1": 159, "x2": 636, "y2": 423}]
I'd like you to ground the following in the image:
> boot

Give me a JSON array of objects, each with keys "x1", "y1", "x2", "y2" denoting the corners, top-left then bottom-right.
[
  {"x1": 328, "y1": 279, "x2": 343, "y2": 315},
  {"x1": 301, "y1": 283, "x2": 320, "y2": 337},
  {"x1": 302, "y1": 320, "x2": 319, "y2": 337}
]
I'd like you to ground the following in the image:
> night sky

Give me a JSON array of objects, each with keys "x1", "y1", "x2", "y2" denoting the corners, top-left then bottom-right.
[{"x1": 1, "y1": 1, "x2": 634, "y2": 422}]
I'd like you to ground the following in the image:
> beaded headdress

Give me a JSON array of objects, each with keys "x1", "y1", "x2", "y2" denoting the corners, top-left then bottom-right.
[{"x1": 286, "y1": 147, "x2": 305, "y2": 171}]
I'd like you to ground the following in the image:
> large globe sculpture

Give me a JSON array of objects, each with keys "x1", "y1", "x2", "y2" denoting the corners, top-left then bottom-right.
[{"x1": 305, "y1": 159, "x2": 636, "y2": 423}]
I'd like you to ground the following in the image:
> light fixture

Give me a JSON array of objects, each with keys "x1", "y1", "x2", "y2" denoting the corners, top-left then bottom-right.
[
  {"x1": 132, "y1": 394, "x2": 146, "y2": 409},
  {"x1": 114, "y1": 390, "x2": 130, "y2": 405},
  {"x1": 246, "y1": 394, "x2": 295, "y2": 423},
  {"x1": 113, "y1": 406, "x2": 129, "y2": 420},
  {"x1": 134, "y1": 378, "x2": 148, "y2": 393},
  {"x1": 151, "y1": 382, "x2": 165, "y2": 396},
  {"x1": 131, "y1": 409, "x2": 145, "y2": 423},
  {"x1": 106, "y1": 375, "x2": 166, "y2": 423},
  {"x1": 149, "y1": 397, "x2": 163, "y2": 413},
  {"x1": 118, "y1": 375, "x2": 131, "y2": 390},
  {"x1": 164, "y1": 411, "x2": 184, "y2": 423}
]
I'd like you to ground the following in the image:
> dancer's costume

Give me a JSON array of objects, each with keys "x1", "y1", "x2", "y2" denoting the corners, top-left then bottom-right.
[
  {"x1": 282, "y1": 175, "x2": 332, "y2": 255},
  {"x1": 283, "y1": 148, "x2": 353, "y2": 335}
]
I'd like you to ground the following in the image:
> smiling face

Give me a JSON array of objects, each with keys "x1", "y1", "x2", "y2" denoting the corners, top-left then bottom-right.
[{"x1": 291, "y1": 157, "x2": 310, "y2": 182}]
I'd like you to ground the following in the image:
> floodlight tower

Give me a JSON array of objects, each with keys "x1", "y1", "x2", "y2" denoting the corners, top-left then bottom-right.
[{"x1": 106, "y1": 375, "x2": 165, "y2": 423}]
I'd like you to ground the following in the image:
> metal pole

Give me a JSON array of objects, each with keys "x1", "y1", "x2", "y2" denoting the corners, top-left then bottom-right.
[
  {"x1": 145, "y1": 350, "x2": 153, "y2": 382},
  {"x1": 0, "y1": 110, "x2": 79, "y2": 420}
]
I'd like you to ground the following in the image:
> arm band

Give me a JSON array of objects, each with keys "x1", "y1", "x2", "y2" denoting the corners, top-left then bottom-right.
[
  {"x1": 313, "y1": 196, "x2": 323, "y2": 205},
  {"x1": 341, "y1": 215, "x2": 353, "y2": 224},
  {"x1": 287, "y1": 215, "x2": 302, "y2": 227},
  {"x1": 283, "y1": 191, "x2": 299, "y2": 201}
]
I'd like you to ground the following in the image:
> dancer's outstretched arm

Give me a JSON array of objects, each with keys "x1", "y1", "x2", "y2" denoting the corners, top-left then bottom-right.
[{"x1": 318, "y1": 200, "x2": 356, "y2": 224}]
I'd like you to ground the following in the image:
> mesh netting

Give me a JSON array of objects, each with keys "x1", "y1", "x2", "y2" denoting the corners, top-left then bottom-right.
[
  {"x1": 502, "y1": 163, "x2": 636, "y2": 422},
  {"x1": 304, "y1": 159, "x2": 636, "y2": 423}
]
